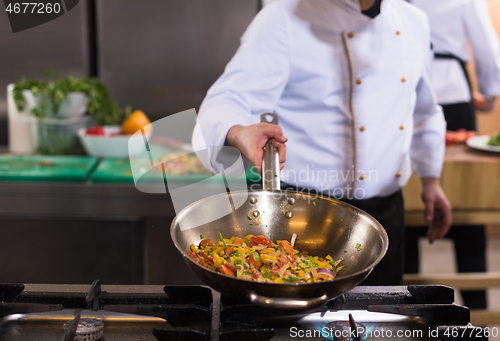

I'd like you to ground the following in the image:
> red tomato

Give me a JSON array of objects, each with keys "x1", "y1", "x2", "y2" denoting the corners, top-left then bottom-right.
[
  {"x1": 187, "y1": 252, "x2": 203, "y2": 265},
  {"x1": 445, "y1": 132, "x2": 453, "y2": 145},
  {"x1": 466, "y1": 131, "x2": 476, "y2": 140},
  {"x1": 277, "y1": 255, "x2": 288, "y2": 267},
  {"x1": 86, "y1": 126, "x2": 105, "y2": 135},
  {"x1": 225, "y1": 263, "x2": 236, "y2": 272},
  {"x1": 200, "y1": 253, "x2": 213, "y2": 262},
  {"x1": 252, "y1": 236, "x2": 271, "y2": 246},
  {"x1": 219, "y1": 264, "x2": 235, "y2": 277},
  {"x1": 199, "y1": 239, "x2": 213, "y2": 248},
  {"x1": 252, "y1": 271, "x2": 262, "y2": 279}
]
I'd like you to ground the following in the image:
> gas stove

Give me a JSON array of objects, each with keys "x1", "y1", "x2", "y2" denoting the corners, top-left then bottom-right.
[{"x1": 0, "y1": 280, "x2": 487, "y2": 341}]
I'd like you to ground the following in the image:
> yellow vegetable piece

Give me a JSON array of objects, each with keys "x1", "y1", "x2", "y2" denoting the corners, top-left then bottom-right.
[
  {"x1": 298, "y1": 269, "x2": 306, "y2": 279},
  {"x1": 293, "y1": 249, "x2": 299, "y2": 254},
  {"x1": 316, "y1": 261, "x2": 329, "y2": 268},
  {"x1": 260, "y1": 254, "x2": 277, "y2": 265},
  {"x1": 213, "y1": 253, "x2": 224, "y2": 267},
  {"x1": 190, "y1": 244, "x2": 198, "y2": 253},
  {"x1": 326, "y1": 255, "x2": 333, "y2": 262},
  {"x1": 122, "y1": 110, "x2": 152, "y2": 134},
  {"x1": 274, "y1": 278, "x2": 285, "y2": 283},
  {"x1": 260, "y1": 248, "x2": 275, "y2": 254}
]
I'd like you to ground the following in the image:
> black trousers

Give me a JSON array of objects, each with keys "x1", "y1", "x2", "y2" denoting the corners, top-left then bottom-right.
[
  {"x1": 404, "y1": 102, "x2": 487, "y2": 309},
  {"x1": 281, "y1": 183, "x2": 405, "y2": 285}
]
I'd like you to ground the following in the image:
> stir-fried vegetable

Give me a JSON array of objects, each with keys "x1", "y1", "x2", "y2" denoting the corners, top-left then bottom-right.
[{"x1": 187, "y1": 233, "x2": 345, "y2": 283}]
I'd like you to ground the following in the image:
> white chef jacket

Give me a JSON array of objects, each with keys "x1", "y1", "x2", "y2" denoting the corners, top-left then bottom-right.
[
  {"x1": 193, "y1": 0, "x2": 446, "y2": 199},
  {"x1": 411, "y1": 0, "x2": 500, "y2": 105}
]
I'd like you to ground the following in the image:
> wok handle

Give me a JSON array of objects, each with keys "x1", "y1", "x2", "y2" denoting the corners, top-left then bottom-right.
[
  {"x1": 248, "y1": 292, "x2": 328, "y2": 310},
  {"x1": 260, "y1": 113, "x2": 280, "y2": 191}
]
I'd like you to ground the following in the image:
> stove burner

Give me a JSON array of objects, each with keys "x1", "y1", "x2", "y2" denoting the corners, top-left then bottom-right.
[
  {"x1": 63, "y1": 318, "x2": 104, "y2": 341},
  {"x1": 325, "y1": 320, "x2": 365, "y2": 341}
]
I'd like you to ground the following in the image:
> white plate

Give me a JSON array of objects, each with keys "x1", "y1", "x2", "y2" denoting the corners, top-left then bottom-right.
[{"x1": 466, "y1": 135, "x2": 500, "y2": 153}]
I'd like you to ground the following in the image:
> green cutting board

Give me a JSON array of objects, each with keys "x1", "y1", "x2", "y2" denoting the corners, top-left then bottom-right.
[
  {"x1": 90, "y1": 158, "x2": 137, "y2": 184},
  {"x1": 90, "y1": 158, "x2": 262, "y2": 185},
  {"x1": 0, "y1": 155, "x2": 99, "y2": 182}
]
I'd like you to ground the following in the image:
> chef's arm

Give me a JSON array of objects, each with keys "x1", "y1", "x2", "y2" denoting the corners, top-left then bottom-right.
[
  {"x1": 192, "y1": 3, "x2": 290, "y2": 173},
  {"x1": 464, "y1": 0, "x2": 500, "y2": 111},
  {"x1": 411, "y1": 45, "x2": 452, "y2": 242}
]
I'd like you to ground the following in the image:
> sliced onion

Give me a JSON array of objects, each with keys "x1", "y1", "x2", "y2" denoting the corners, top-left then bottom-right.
[
  {"x1": 240, "y1": 274, "x2": 253, "y2": 281},
  {"x1": 278, "y1": 263, "x2": 290, "y2": 276},
  {"x1": 270, "y1": 270, "x2": 279, "y2": 275},
  {"x1": 317, "y1": 268, "x2": 336, "y2": 278},
  {"x1": 310, "y1": 267, "x2": 318, "y2": 278},
  {"x1": 253, "y1": 244, "x2": 266, "y2": 251},
  {"x1": 290, "y1": 233, "x2": 297, "y2": 248}
]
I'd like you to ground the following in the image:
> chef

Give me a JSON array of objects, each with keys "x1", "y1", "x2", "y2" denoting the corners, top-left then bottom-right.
[
  {"x1": 406, "y1": 0, "x2": 500, "y2": 308},
  {"x1": 192, "y1": 0, "x2": 452, "y2": 285}
]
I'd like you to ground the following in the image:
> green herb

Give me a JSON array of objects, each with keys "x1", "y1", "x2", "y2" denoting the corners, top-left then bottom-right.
[
  {"x1": 200, "y1": 234, "x2": 204, "y2": 239},
  {"x1": 252, "y1": 251, "x2": 261, "y2": 262},
  {"x1": 218, "y1": 232, "x2": 228, "y2": 248},
  {"x1": 488, "y1": 132, "x2": 500, "y2": 147},
  {"x1": 344, "y1": 250, "x2": 347, "y2": 253},
  {"x1": 234, "y1": 259, "x2": 243, "y2": 265},
  {"x1": 313, "y1": 202, "x2": 316, "y2": 206},
  {"x1": 288, "y1": 276, "x2": 302, "y2": 282},
  {"x1": 247, "y1": 216, "x2": 252, "y2": 221},
  {"x1": 13, "y1": 75, "x2": 124, "y2": 124},
  {"x1": 355, "y1": 243, "x2": 363, "y2": 251},
  {"x1": 341, "y1": 218, "x2": 343, "y2": 222},
  {"x1": 263, "y1": 270, "x2": 272, "y2": 279},
  {"x1": 275, "y1": 174, "x2": 278, "y2": 177}
]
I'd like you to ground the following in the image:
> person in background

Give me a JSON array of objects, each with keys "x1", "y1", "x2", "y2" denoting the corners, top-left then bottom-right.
[
  {"x1": 406, "y1": 0, "x2": 500, "y2": 310},
  {"x1": 193, "y1": 0, "x2": 452, "y2": 285}
]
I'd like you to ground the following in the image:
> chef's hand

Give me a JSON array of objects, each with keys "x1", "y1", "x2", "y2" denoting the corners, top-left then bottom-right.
[
  {"x1": 225, "y1": 123, "x2": 287, "y2": 174},
  {"x1": 421, "y1": 177, "x2": 452, "y2": 243},
  {"x1": 473, "y1": 92, "x2": 496, "y2": 112}
]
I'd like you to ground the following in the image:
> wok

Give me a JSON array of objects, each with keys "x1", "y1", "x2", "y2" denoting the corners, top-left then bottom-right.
[{"x1": 171, "y1": 113, "x2": 388, "y2": 310}]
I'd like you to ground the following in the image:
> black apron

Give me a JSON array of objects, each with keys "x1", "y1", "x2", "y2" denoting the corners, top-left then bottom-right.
[{"x1": 434, "y1": 53, "x2": 476, "y2": 131}]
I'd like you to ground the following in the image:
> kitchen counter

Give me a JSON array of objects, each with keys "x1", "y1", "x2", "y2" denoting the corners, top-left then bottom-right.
[{"x1": 403, "y1": 144, "x2": 500, "y2": 225}]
